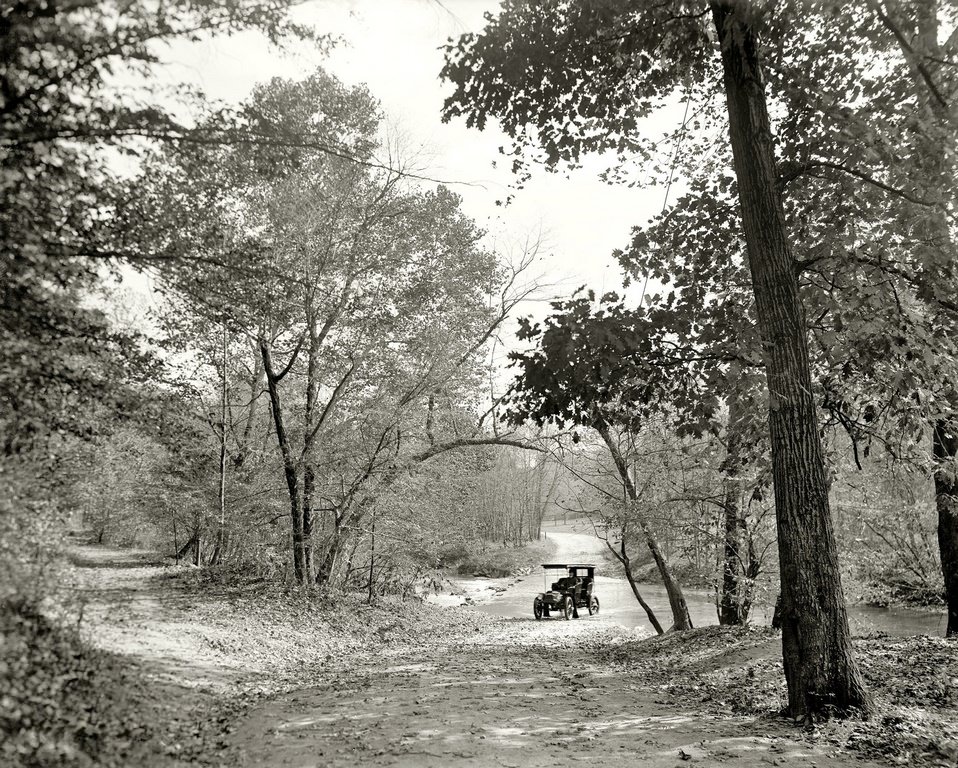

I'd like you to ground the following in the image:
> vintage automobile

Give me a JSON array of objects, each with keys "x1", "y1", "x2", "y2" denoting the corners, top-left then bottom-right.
[{"x1": 533, "y1": 563, "x2": 599, "y2": 620}]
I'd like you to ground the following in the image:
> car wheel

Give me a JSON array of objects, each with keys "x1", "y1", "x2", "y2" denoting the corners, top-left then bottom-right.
[
  {"x1": 588, "y1": 596, "x2": 600, "y2": 616},
  {"x1": 563, "y1": 596, "x2": 574, "y2": 620},
  {"x1": 533, "y1": 597, "x2": 543, "y2": 620}
]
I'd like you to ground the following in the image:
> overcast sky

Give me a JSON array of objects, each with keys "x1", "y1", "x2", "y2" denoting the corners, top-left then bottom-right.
[{"x1": 151, "y1": 0, "x2": 685, "y2": 348}]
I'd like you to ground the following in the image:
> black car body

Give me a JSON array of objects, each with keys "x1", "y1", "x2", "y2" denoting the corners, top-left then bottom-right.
[{"x1": 533, "y1": 563, "x2": 599, "y2": 619}]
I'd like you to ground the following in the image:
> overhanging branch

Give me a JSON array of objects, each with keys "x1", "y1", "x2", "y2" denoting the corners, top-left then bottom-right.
[
  {"x1": 412, "y1": 437, "x2": 545, "y2": 463},
  {"x1": 779, "y1": 159, "x2": 937, "y2": 207}
]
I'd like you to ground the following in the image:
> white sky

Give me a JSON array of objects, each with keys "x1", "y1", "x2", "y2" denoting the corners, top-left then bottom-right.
[{"x1": 151, "y1": 0, "x2": 685, "y2": 348}]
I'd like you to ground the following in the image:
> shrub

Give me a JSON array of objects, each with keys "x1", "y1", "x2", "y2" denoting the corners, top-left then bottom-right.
[{"x1": 0, "y1": 599, "x2": 155, "y2": 768}]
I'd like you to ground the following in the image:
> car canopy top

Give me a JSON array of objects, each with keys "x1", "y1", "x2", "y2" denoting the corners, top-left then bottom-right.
[{"x1": 541, "y1": 563, "x2": 597, "y2": 569}]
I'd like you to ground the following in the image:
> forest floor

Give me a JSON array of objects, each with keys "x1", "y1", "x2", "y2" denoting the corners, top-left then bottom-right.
[{"x1": 51, "y1": 545, "x2": 958, "y2": 768}]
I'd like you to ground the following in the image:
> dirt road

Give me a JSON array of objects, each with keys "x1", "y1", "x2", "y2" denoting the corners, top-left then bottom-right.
[
  {"x1": 541, "y1": 523, "x2": 606, "y2": 561},
  {"x1": 228, "y1": 619, "x2": 883, "y2": 768},
  {"x1": 67, "y1": 544, "x2": 943, "y2": 768}
]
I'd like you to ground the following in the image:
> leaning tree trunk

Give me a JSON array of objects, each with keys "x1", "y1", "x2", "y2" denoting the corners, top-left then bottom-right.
[
  {"x1": 934, "y1": 422, "x2": 958, "y2": 635},
  {"x1": 176, "y1": 531, "x2": 197, "y2": 562},
  {"x1": 317, "y1": 499, "x2": 361, "y2": 586},
  {"x1": 597, "y1": 423, "x2": 693, "y2": 631},
  {"x1": 711, "y1": 2, "x2": 869, "y2": 718},
  {"x1": 606, "y1": 538, "x2": 665, "y2": 635}
]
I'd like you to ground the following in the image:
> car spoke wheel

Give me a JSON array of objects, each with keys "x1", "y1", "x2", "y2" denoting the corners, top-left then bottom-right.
[
  {"x1": 563, "y1": 596, "x2": 574, "y2": 620},
  {"x1": 533, "y1": 598, "x2": 543, "y2": 620},
  {"x1": 588, "y1": 596, "x2": 600, "y2": 616}
]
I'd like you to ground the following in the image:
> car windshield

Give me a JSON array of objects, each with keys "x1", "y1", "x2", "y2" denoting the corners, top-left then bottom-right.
[
  {"x1": 543, "y1": 566, "x2": 594, "y2": 590},
  {"x1": 543, "y1": 567, "x2": 567, "y2": 591}
]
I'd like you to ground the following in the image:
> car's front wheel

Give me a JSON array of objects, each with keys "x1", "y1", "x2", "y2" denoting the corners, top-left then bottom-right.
[
  {"x1": 563, "y1": 596, "x2": 574, "y2": 620},
  {"x1": 588, "y1": 596, "x2": 600, "y2": 616},
  {"x1": 533, "y1": 597, "x2": 543, "y2": 620}
]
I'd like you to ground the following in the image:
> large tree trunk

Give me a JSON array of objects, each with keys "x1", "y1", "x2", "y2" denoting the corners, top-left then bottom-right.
[
  {"x1": 316, "y1": 519, "x2": 344, "y2": 585},
  {"x1": 597, "y1": 423, "x2": 692, "y2": 631},
  {"x1": 260, "y1": 338, "x2": 306, "y2": 584},
  {"x1": 719, "y1": 393, "x2": 749, "y2": 625},
  {"x1": 718, "y1": 461, "x2": 745, "y2": 625},
  {"x1": 210, "y1": 320, "x2": 229, "y2": 568},
  {"x1": 711, "y1": 2, "x2": 869, "y2": 718},
  {"x1": 934, "y1": 421, "x2": 958, "y2": 635},
  {"x1": 908, "y1": 0, "x2": 958, "y2": 639}
]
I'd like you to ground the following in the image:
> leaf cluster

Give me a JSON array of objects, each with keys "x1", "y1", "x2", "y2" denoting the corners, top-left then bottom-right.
[{"x1": 506, "y1": 290, "x2": 723, "y2": 438}]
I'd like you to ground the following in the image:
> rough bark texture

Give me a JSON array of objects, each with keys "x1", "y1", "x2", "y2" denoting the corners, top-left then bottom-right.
[
  {"x1": 719, "y1": 397, "x2": 746, "y2": 625},
  {"x1": 261, "y1": 338, "x2": 307, "y2": 584},
  {"x1": 934, "y1": 422, "x2": 958, "y2": 636},
  {"x1": 719, "y1": 469, "x2": 746, "y2": 624},
  {"x1": 597, "y1": 423, "x2": 692, "y2": 631},
  {"x1": 300, "y1": 318, "x2": 324, "y2": 586},
  {"x1": 908, "y1": 0, "x2": 958, "y2": 639},
  {"x1": 711, "y1": 2, "x2": 870, "y2": 718},
  {"x1": 719, "y1": 395, "x2": 755, "y2": 624}
]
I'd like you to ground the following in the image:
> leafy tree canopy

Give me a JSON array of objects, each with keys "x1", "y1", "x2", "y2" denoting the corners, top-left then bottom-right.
[
  {"x1": 1, "y1": 1, "x2": 322, "y2": 454},
  {"x1": 507, "y1": 290, "x2": 729, "y2": 439}
]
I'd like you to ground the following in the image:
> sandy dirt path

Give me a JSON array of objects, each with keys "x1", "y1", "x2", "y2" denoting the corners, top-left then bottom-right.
[
  {"x1": 69, "y1": 546, "x2": 248, "y2": 690},
  {"x1": 223, "y1": 529, "x2": 887, "y2": 767},
  {"x1": 541, "y1": 524, "x2": 606, "y2": 561},
  {"x1": 67, "y1": 543, "x2": 899, "y2": 768},
  {"x1": 228, "y1": 620, "x2": 885, "y2": 768}
]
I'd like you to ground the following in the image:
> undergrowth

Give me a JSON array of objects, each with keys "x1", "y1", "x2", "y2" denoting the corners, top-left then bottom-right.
[
  {"x1": 0, "y1": 598, "x2": 158, "y2": 768},
  {"x1": 447, "y1": 537, "x2": 556, "y2": 577}
]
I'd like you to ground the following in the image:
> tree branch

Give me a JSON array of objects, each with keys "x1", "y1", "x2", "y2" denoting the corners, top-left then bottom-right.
[
  {"x1": 779, "y1": 159, "x2": 937, "y2": 207},
  {"x1": 272, "y1": 334, "x2": 306, "y2": 383},
  {"x1": 412, "y1": 437, "x2": 545, "y2": 463},
  {"x1": 871, "y1": 0, "x2": 951, "y2": 113}
]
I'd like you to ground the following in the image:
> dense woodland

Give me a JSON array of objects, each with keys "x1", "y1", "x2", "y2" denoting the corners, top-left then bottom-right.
[{"x1": 2, "y1": 0, "x2": 957, "y2": 760}]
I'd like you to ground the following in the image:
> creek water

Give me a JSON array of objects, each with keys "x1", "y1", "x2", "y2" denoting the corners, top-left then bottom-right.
[
  {"x1": 469, "y1": 573, "x2": 947, "y2": 637},
  {"x1": 463, "y1": 526, "x2": 947, "y2": 637}
]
